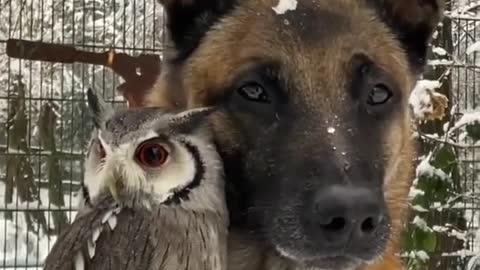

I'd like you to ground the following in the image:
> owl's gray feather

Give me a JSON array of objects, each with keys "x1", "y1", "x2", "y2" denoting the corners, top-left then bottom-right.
[{"x1": 44, "y1": 194, "x2": 227, "y2": 270}]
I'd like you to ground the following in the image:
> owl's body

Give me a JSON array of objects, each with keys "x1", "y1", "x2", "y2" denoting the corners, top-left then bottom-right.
[{"x1": 43, "y1": 90, "x2": 228, "y2": 270}]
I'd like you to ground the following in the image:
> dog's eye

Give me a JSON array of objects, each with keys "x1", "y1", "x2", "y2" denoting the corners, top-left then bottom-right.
[
  {"x1": 367, "y1": 84, "x2": 392, "y2": 106},
  {"x1": 237, "y1": 82, "x2": 271, "y2": 104}
]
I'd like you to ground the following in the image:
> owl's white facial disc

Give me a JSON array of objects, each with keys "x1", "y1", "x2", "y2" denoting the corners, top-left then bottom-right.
[
  {"x1": 148, "y1": 140, "x2": 196, "y2": 203},
  {"x1": 84, "y1": 130, "x2": 198, "y2": 206}
]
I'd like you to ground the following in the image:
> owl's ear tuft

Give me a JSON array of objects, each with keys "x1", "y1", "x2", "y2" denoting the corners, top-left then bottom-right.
[
  {"x1": 167, "y1": 107, "x2": 215, "y2": 134},
  {"x1": 86, "y1": 88, "x2": 114, "y2": 128}
]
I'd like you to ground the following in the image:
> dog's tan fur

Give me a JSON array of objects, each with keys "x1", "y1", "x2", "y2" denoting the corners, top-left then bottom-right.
[{"x1": 147, "y1": 0, "x2": 443, "y2": 269}]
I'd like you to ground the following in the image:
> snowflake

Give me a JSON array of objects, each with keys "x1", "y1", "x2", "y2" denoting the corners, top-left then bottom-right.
[{"x1": 272, "y1": 0, "x2": 297, "y2": 14}]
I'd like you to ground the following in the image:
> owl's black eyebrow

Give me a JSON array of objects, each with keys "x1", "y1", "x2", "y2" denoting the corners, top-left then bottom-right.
[{"x1": 163, "y1": 139, "x2": 204, "y2": 205}]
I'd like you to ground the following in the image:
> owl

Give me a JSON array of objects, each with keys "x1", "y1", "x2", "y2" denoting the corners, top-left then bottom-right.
[{"x1": 43, "y1": 89, "x2": 228, "y2": 270}]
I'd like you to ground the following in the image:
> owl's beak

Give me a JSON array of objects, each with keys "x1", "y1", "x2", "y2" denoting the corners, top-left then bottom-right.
[{"x1": 105, "y1": 172, "x2": 124, "y2": 203}]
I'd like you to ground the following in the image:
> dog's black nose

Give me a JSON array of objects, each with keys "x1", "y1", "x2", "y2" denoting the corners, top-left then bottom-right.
[{"x1": 312, "y1": 185, "x2": 384, "y2": 247}]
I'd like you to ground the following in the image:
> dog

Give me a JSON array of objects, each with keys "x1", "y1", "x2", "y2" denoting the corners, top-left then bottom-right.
[{"x1": 147, "y1": 0, "x2": 444, "y2": 269}]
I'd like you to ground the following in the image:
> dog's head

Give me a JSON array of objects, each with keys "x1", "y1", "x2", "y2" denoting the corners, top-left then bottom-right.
[{"x1": 150, "y1": 0, "x2": 443, "y2": 268}]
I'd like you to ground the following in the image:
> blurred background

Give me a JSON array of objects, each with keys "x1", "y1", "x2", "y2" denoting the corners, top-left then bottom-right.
[{"x1": 0, "y1": 0, "x2": 480, "y2": 269}]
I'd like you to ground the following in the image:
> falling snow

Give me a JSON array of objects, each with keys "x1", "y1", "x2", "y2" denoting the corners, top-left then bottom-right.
[{"x1": 327, "y1": 127, "x2": 336, "y2": 134}]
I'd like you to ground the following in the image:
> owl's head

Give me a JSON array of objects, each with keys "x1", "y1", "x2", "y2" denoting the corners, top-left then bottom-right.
[{"x1": 83, "y1": 89, "x2": 224, "y2": 211}]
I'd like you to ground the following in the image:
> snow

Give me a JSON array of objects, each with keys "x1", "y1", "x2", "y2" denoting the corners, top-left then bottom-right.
[
  {"x1": 432, "y1": 226, "x2": 467, "y2": 241},
  {"x1": 409, "y1": 79, "x2": 444, "y2": 120},
  {"x1": 433, "y1": 46, "x2": 447, "y2": 56},
  {"x1": 404, "y1": 250, "x2": 430, "y2": 262},
  {"x1": 432, "y1": 225, "x2": 449, "y2": 233},
  {"x1": 415, "y1": 153, "x2": 450, "y2": 181},
  {"x1": 0, "y1": 181, "x2": 78, "y2": 268},
  {"x1": 408, "y1": 187, "x2": 425, "y2": 199},
  {"x1": 411, "y1": 205, "x2": 429, "y2": 213},
  {"x1": 412, "y1": 216, "x2": 431, "y2": 232},
  {"x1": 450, "y1": 229, "x2": 467, "y2": 241},
  {"x1": 416, "y1": 250, "x2": 430, "y2": 262},
  {"x1": 272, "y1": 0, "x2": 297, "y2": 14},
  {"x1": 0, "y1": 219, "x2": 53, "y2": 268},
  {"x1": 466, "y1": 41, "x2": 480, "y2": 55},
  {"x1": 451, "y1": 111, "x2": 480, "y2": 131},
  {"x1": 327, "y1": 127, "x2": 335, "y2": 134},
  {"x1": 427, "y1": 59, "x2": 454, "y2": 66}
]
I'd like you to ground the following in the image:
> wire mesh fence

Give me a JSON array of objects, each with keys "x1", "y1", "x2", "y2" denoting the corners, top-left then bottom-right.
[
  {"x1": 0, "y1": 0, "x2": 163, "y2": 268},
  {"x1": 0, "y1": 0, "x2": 480, "y2": 269}
]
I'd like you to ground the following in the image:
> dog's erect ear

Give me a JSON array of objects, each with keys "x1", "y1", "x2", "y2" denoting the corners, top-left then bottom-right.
[
  {"x1": 372, "y1": 0, "x2": 445, "y2": 72},
  {"x1": 158, "y1": 0, "x2": 236, "y2": 60}
]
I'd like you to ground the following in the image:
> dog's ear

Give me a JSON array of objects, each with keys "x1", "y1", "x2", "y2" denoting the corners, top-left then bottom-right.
[
  {"x1": 372, "y1": 0, "x2": 445, "y2": 72},
  {"x1": 158, "y1": 0, "x2": 236, "y2": 60}
]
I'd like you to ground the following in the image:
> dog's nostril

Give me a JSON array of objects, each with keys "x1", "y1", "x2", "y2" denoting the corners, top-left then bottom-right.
[
  {"x1": 322, "y1": 217, "x2": 347, "y2": 232},
  {"x1": 360, "y1": 217, "x2": 376, "y2": 233}
]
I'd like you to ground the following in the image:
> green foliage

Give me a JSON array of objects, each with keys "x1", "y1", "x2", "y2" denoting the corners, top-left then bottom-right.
[{"x1": 404, "y1": 142, "x2": 469, "y2": 270}]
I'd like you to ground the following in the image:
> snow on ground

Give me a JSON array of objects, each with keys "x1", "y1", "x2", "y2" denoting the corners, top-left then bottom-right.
[
  {"x1": 0, "y1": 181, "x2": 80, "y2": 268},
  {"x1": 0, "y1": 218, "x2": 54, "y2": 268}
]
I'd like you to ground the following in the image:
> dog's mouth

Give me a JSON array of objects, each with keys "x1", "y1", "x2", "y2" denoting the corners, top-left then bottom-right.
[{"x1": 275, "y1": 245, "x2": 364, "y2": 270}]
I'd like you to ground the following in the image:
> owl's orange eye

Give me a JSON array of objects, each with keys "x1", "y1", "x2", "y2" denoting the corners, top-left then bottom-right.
[
  {"x1": 136, "y1": 142, "x2": 169, "y2": 168},
  {"x1": 97, "y1": 142, "x2": 106, "y2": 160}
]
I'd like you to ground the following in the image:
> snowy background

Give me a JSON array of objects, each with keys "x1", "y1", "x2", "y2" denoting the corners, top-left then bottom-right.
[
  {"x1": 0, "y1": 0, "x2": 163, "y2": 268},
  {"x1": 1, "y1": 0, "x2": 480, "y2": 269}
]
